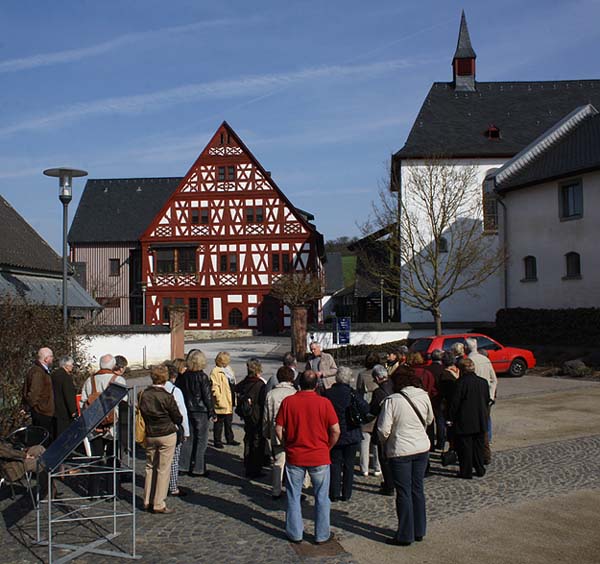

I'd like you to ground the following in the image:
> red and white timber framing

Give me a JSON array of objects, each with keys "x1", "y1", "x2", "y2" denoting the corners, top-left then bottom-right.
[{"x1": 140, "y1": 121, "x2": 324, "y2": 332}]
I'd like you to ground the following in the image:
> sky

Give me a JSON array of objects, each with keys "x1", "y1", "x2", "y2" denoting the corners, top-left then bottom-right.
[{"x1": 1, "y1": 0, "x2": 600, "y2": 253}]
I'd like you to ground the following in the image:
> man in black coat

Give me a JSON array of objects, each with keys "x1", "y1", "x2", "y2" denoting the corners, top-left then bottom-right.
[
  {"x1": 449, "y1": 358, "x2": 491, "y2": 479},
  {"x1": 51, "y1": 356, "x2": 78, "y2": 439}
]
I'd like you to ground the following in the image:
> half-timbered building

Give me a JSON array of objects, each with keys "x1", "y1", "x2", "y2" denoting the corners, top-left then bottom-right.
[
  {"x1": 141, "y1": 122, "x2": 324, "y2": 334},
  {"x1": 69, "y1": 122, "x2": 324, "y2": 333}
]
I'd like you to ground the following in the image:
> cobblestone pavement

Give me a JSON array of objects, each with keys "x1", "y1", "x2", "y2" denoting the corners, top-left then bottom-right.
[{"x1": 2, "y1": 432, "x2": 599, "y2": 564}]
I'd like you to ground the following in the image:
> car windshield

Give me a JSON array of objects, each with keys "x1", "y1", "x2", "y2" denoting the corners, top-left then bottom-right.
[
  {"x1": 410, "y1": 338, "x2": 433, "y2": 354},
  {"x1": 475, "y1": 336, "x2": 501, "y2": 351},
  {"x1": 442, "y1": 337, "x2": 466, "y2": 351}
]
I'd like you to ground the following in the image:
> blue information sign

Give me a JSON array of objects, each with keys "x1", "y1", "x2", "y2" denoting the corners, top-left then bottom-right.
[{"x1": 337, "y1": 317, "x2": 351, "y2": 345}]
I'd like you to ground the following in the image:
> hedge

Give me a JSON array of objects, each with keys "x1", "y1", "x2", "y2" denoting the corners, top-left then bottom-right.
[{"x1": 490, "y1": 308, "x2": 600, "y2": 346}]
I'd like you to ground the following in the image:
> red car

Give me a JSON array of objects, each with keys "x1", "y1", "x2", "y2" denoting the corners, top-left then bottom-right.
[{"x1": 409, "y1": 333, "x2": 536, "y2": 377}]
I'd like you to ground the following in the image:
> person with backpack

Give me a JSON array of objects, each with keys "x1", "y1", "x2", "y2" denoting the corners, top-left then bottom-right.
[
  {"x1": 235, "y1": 357, "x2": 267, "y2": 479},
  {"x1": 176, "y1": 350, "x2": 215, "y2": 477},
  {"x1": 324, "y1": 366, "x2": 369, "y2": 502},
  {"x1": 80, "y1": 354, "x2": 126, "y2": 497}
]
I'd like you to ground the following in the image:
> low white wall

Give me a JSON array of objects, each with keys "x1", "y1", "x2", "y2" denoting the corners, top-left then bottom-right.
[
  {"x1": 308, "y1": 327, "x2": 470, "y2": 349},
  {"x1": 83, "y1": 332, "x2": 171, "y2": 369}
]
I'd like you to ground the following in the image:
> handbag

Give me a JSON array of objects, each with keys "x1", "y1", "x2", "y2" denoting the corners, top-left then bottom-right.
[
  {"x1": 441, "y1": 449, "x2": 458, "y2": 467},
  {"x1": 135, "y1": 391, "x2": 146, "y2": 445}
]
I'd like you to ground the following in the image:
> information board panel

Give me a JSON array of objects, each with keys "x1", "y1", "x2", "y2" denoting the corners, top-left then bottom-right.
[
  {"x1": 337, "y1": 317, "x2": 351, "y2": 345},
  {"x1": 40, "y1": 382, "x2": 129, "y2": 472}
]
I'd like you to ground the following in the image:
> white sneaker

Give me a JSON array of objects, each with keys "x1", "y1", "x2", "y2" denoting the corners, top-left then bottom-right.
[
  {"x1": 362, "y1": 471, "x2": 369, "y2": 477},
  {"x1": 373, "y1": 471, "x2": 382, "y2": 477}
]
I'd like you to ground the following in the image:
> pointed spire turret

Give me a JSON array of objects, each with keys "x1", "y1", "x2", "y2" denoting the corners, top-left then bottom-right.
[{"x1": 452, "y1": 11, "x2": 476, "y2": 91}]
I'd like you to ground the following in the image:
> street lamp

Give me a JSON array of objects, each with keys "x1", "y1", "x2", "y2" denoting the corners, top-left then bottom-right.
[{"x1": 43, "y1": 167, "x2": 88, "y2": 329}]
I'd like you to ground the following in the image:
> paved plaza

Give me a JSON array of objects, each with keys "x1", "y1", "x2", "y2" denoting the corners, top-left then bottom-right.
[{"x1": 2, "y1": 340, "x2": 600, "y2": 563}]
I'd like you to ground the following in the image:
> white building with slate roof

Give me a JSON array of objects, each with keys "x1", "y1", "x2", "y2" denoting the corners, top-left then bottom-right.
[{"x1": 392, "y1": 11, "x2": 600, "y2": 324}]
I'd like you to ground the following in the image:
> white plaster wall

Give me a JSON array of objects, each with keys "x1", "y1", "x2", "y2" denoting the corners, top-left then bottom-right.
[
  {"x1": 503, "y1": 171, "x2": 600, "y2": 308},
  {"x1": 399, "y1": 158, "x2": 506, "y2": 323},
  {"x1": 83, "y1": 333, "x2": 171, "y2": 369}
]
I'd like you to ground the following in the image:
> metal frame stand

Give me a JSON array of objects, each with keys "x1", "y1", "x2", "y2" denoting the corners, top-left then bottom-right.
[{"x1": 35, "y1": 387, "x2": 141, "y2": 563}]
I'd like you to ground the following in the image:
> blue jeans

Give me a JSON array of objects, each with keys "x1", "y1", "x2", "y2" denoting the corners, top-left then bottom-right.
[
  {"x1": 180, "y1": 411, "x2": 209, "y2": 474},
  {"x1": 285, "y1": 464, "x2": 330, "y2": 542},
  {"x1": 388, "y1": 452, "x2": 428, "y2": 543}
]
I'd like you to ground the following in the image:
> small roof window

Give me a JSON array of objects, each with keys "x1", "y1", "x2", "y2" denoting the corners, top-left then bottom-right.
[{"x1": 485, "y1": 124, "x2": 501, "y2": 140}]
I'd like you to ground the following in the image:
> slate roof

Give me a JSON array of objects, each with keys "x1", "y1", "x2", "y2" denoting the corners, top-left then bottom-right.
[
  {"x1": 68, "y1": 177, "x2": 182, "y2": 243},
  {"x1": 494, "y1": 107, "x2": 600, "y2": 192},
  {"x1": 0, "y1": 195, "x2": 63, "y2": 274},
  {"x1": 324, "y1": 252, "x2": 344, "y2": 295},
  {"x1": 0, "y1": 272, "x2": 99, "y2": 310},
  {"x1": 395, "y1": 80, "x2": 600, "y2": 159},
  {"x1": 453, "y1": 11, "x2": 476, "y2": 60}
]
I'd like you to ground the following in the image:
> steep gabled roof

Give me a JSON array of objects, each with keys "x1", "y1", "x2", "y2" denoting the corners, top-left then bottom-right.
[
  {"x1": 141, "y1": 121, "x2": 318, "y2": 240},
  {"x1": 395, "y1": 80, "x2": 600, "y2": 159},
  {"x1": 492, "y1": 105, "x2": 600, "y2": 191},
  {"x1": 453, "y1": 11, "x2": 476, "y2": 60},
  {"x1": 0, "y1": 195, "x2": 63, "y2": 274},
  {"x1": 324, "y1": 252, "x2": 344, "y2": 295},
  {"x1": 68, "y1": 177, "x2": 181, "y2": 244}
]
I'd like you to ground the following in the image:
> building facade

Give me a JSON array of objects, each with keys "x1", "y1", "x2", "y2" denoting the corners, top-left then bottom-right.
[
  {"x1": 488, "y1": 105, "x2": 600, "y2": 309},
  {"x1": 392, "y1": 11, "x2": 600, "y2": 324},
  {"x1": 69, "y1": 178, "x2": 181, "y2": 325},
  {"x1": 141, "y1": 122, "x2": 324, "y2": 334}
]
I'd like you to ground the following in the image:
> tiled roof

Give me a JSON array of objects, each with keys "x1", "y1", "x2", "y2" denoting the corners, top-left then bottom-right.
[
  {"x1": 493, "y1": 107, "x2": 600, "y2": 191},
  {"x1": 395, "y1": 80, "x2": 600, "y2": 159},
  {"x1": 0, "y1": 195, "x2": 63, "y2": 273},
  {"x1": 68, "y1": 177, "x2": 182, "y2": 243},
  {"x1": 324, "y1": 252, "x2": 344, "y2": 294}
]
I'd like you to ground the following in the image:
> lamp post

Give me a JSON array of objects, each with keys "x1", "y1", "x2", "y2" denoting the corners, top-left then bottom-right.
[{"x1": 44, "y1": 167, "x2": 88, "y2": 330}]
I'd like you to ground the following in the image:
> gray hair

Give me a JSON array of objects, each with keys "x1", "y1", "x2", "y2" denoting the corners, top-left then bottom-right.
[
  {"x1": 336, "y1": 366, "x2": 353, "y2": 385},
  {"x1": 99, "y1": 354, "x2": 116, "y2": 370},
  {"x1": 465, "y1": 338, "x2": 478, "y2": 353},
  {"x1": 372, "y1": 364, "x2": 388, "y2": 381},
  {"x1": 282, "y1": 352, "x2": 296, "y2": 367},
  {"x1": 59, "y1": 355, "x2": 74, "y2": 368},
  {"x1": 451, "y1": 342, "x2": 465, "y2": 355}
]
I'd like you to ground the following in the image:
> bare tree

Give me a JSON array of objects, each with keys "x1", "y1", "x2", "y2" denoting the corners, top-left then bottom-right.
[
  {"x1": 359, "y1": 159, "x2": 504, "y2": 335},
  {"x1": 270, "y1": 273, "x2": 323, "y2": 361}
]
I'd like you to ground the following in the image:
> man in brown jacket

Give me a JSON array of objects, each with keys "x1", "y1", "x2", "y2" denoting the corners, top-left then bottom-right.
[
  {"x1": 23, "y1": 347, "x2": 55, "y2": 438},
  {"x1": 305, "y1": 342, "x2": 338, "y2": 390}
]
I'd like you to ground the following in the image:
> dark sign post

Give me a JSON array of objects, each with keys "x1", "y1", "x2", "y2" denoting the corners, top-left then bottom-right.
[{"x1": 337, "y1": 316, "x2": 351, "y2": 345}]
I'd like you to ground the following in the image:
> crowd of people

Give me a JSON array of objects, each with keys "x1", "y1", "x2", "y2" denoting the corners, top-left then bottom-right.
[{"x1": 7, "y1": 338, "x2": 497, "y2": 547}]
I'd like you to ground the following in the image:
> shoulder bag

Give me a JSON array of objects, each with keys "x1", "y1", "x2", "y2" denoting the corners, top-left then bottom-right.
[{"x1": 398, "y1": 390, "x2": 427, "y2": 429}]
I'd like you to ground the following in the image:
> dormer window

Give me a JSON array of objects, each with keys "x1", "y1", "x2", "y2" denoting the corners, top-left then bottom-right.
[{"x1": 485, "y1": 125, "x2": 501, "y2": 140}]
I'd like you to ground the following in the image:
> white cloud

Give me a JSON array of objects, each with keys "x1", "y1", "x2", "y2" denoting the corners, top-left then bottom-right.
[
  {"x1": 0, "y1": 17, "x2": 258, "y2": 73},
  {"x1": 0, "y1": 59, "x2": 417, "y2": 137}
]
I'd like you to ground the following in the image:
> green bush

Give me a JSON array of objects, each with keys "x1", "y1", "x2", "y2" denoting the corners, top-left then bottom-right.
[
  {"x1": 0, "y1": 295, "x2": 88, "y2": 435},
  {"x1": 325, "y1": 339, "x2": 410, "y2": 365}
]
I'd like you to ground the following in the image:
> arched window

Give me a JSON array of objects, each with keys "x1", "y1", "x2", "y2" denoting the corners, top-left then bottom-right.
[
  {"x1": 565, "y1": 252, "x2": 581, "y2": 278},
  {"x1": 523, "y1": 256, "x2": 537, "y2": 281},
  {"x1": 228, "y1": 308, "x2": 243, "y2": 328}
]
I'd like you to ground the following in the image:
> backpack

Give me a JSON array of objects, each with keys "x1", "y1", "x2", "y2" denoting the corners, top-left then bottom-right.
[
  {"x1": 86, "y1": 373, "x2": 118, "y2": 428},
  {"x1": 235, "y1": 381, "x2": 262, "y2": 425}
]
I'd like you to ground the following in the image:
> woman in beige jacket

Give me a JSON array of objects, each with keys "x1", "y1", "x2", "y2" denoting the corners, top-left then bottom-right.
[{"x1": 209, "y1": 352, "x2": 236, "y2": 448}]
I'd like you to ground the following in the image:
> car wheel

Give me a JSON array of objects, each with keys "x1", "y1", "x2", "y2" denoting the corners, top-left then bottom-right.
[{"x1": 508, "y1": 357, "x2": 527, "y2": 377}]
